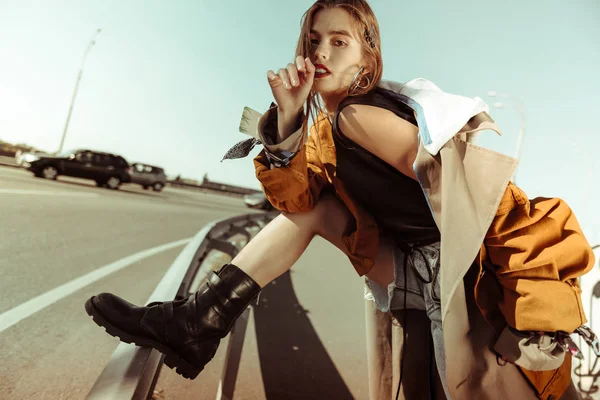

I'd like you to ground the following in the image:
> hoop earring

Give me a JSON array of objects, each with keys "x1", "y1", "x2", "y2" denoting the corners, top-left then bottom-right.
[{"x1": 349, "y1": 66, "x2": 371, "y2": 94}]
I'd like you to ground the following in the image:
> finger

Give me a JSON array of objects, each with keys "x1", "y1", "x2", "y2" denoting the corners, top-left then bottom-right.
[
  {"x1": 304, "y1": 57, "x2": 315, "y2": 75},
  {"x1": 296, "y1": 55, "x2": 306, "y2": 73},
  {"x1": 303, "y1": 57, "x2": 315, "y2": 85},
  {"x1": 277, "y1": 68, "x2": 292, "y2": 90},
  {"x1": 286, "y1": 63, "x2": 300, "y2": 87},
  {"x1": 267, "y1": 70, "x2": 283, "y2": 89}
]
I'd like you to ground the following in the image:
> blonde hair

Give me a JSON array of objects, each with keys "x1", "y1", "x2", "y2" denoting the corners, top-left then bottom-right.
[{"x1": 296, "y1": 0, "x2": 383, "y2": 124}]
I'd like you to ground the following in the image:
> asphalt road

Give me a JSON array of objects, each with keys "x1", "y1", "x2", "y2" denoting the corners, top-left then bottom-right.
[{"x1": 0, "y1": 166, "x2": 369, "y2": 400}]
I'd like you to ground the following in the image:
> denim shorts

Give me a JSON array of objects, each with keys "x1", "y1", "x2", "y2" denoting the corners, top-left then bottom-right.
[
  {"x1": 364, "y1": 241, "x2": 449, "y2": 397},
  {"x1": 365, "y1": 241, "x2": 441, "y2": 318}
]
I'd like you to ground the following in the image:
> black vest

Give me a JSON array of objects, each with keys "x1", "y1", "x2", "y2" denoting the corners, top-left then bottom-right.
[{"x1": 332, "y1": 87, "x2": 440, "y2": 244}]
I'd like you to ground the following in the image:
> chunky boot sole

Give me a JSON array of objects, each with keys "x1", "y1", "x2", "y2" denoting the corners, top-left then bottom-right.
[{"x1": 85, "y1": 296, "x2": 202, "y2": 380}]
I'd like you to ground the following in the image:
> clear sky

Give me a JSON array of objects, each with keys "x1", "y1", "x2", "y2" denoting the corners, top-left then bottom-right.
[{"x1": 1, "y1": 0, "x2": 599, "y2": 242}]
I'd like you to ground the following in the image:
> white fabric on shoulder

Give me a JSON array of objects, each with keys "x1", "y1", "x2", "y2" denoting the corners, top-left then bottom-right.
[{"x1": 379, "y1": 78, "x2": 492, "y2": 156}]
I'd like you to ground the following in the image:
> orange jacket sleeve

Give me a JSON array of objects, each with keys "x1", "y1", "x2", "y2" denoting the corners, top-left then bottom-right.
[
  {"x1": 253, "y1": 119, "x2": 331, "y2": 213},
  {"x1": 484, "y1": 183, "x2": 595, "y2": 332}
]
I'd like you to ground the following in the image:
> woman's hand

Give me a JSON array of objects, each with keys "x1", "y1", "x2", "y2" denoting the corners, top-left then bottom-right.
[{"x1": 267, "y1": 55, "x2": 315, "y2": 140}]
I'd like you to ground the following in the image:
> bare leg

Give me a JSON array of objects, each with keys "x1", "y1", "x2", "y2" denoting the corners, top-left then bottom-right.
[
  {"x1": 84, "y1": 193, "x2": 416, "y2": 382},
  {"x1": 234, "y1": 194, "x2": 434, "y2": 398},
  {"x1": 232, "y1": 193, "x2": 394, "y2": 287}
]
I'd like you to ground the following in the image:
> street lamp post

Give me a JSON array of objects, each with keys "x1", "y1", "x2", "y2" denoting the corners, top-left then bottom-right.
[
  {"x1": 487, "y1": 91, "x2": 526, "y2": 185},
  {"x1": 57, "y1": 28, "x2": 102, "y2": 154}
]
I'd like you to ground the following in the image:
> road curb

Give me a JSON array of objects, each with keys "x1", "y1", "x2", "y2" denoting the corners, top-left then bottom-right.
[{"x1": 0, "y1": 162, "x2": 23, "y2": 169}]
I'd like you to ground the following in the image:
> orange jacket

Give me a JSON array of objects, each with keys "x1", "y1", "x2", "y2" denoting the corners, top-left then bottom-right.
[{"x1": 254, "y1": 113, "x2": 594, "y2": 399}]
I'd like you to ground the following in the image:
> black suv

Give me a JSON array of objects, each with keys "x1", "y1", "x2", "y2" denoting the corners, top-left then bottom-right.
[{"x1": 25, "y1": 149, "x2": 132, "y2": 190}]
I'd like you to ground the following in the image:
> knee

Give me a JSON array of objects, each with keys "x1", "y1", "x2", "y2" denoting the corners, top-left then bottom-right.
[
  {"x1": 310, "y1": 193, "x2": 350, "y2": 238},
  {"x1": 314, "y1": 191, "x2": 344, "y2": 215},
  {"x1": 280, "y1": 192, "x2": 348, "y2": 235}
]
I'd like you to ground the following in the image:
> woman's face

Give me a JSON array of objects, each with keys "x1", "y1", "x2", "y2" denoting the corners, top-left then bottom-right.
[{"x1": 309, "y1": 8, "x2": 365, "y2": 100}]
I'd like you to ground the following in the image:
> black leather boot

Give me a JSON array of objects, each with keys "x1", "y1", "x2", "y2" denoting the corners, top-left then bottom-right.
[{"x1": 84, "y1": 263, "x2": 260, "y2": 379}]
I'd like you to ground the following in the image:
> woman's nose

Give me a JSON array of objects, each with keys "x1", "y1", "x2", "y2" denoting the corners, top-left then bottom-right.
[{"x1": 314, "y1": 43, "x2": 329, "y2": 61}]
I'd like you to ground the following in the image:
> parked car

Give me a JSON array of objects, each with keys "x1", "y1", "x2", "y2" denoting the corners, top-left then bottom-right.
[
  {"x1": 129, "y1": 162, "x2": 167, "y2": 192},
  {"x1": 243, "y1": 192, "x2": 275, "y2": 211},
  {"x1": 25, "y1": 149, "x2": 131, "y2": 190},
  {"x1": 15, "y1": 150, "x2": 51, "y2": 166}
]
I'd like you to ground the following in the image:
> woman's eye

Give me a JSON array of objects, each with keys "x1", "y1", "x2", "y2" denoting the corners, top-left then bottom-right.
[
  {"x1": 334, "y1": 40, "x2": 347, "y2": 47},
  {"x1": 309, "y1": 38, "x2": 319, "y2": 46}
]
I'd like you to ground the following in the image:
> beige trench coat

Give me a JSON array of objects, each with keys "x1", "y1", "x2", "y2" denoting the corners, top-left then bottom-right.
[
  {"x1": 413, "y1": 118, "x2": 585, "y2": 399},
  {"x1": 254, "y1": 106, "x2": 589, "y2": 399},
  {"x1": 414, "y1": 122, "x2": 537, "y2": 399}
]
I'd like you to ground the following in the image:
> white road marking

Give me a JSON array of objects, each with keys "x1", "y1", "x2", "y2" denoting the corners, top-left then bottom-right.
[
  {"x1": 0, "y1": 189, "x2": 100, "y2": 197},
  {"x1": 0, "y1": 238, "x2": 191, "y2": 333}
]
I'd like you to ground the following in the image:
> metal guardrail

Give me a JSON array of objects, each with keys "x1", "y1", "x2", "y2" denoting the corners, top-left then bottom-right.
[
  {"x1": 573, "y1": 244, "x2": 600, "y2": 399},
  {"x1": 167, "y1": 180, "x2": 261, "y2": 197},
  {"x1": 86, "y1": 211, "x2": 279, "y2": 400},
  {"x1": 79, "y1": 217, "x2": 600, "y2": 399}
]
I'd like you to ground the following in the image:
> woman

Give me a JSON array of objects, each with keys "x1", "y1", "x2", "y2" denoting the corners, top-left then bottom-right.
[{"x1": 85, "y1": 1, "x2": 595, "y2": 399}]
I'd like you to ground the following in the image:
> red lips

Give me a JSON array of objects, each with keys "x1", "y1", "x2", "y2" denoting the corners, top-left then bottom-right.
[{"x1": 314, "y1": 63, "x2": 331, "y2": 78}]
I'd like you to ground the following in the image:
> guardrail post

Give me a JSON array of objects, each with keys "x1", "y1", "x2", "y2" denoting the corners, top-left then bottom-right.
[
  {"x1": 208, "y1": 238, "x2": 239, "y2": 257},
  {"x1": 85, "y1": 212, "x2": 279, "y2": 400},
  {"x1": 215, "y1": 306, "x2": 252, "y2": 400},
  {"x1": 227, "y1": 226, "x2": 251, "y2": 241}
]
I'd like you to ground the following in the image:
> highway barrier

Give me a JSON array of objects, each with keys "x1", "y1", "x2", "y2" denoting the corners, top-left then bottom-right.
[{"x1": 85, "y1": 211, "x2": 279, "y2": 400}]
